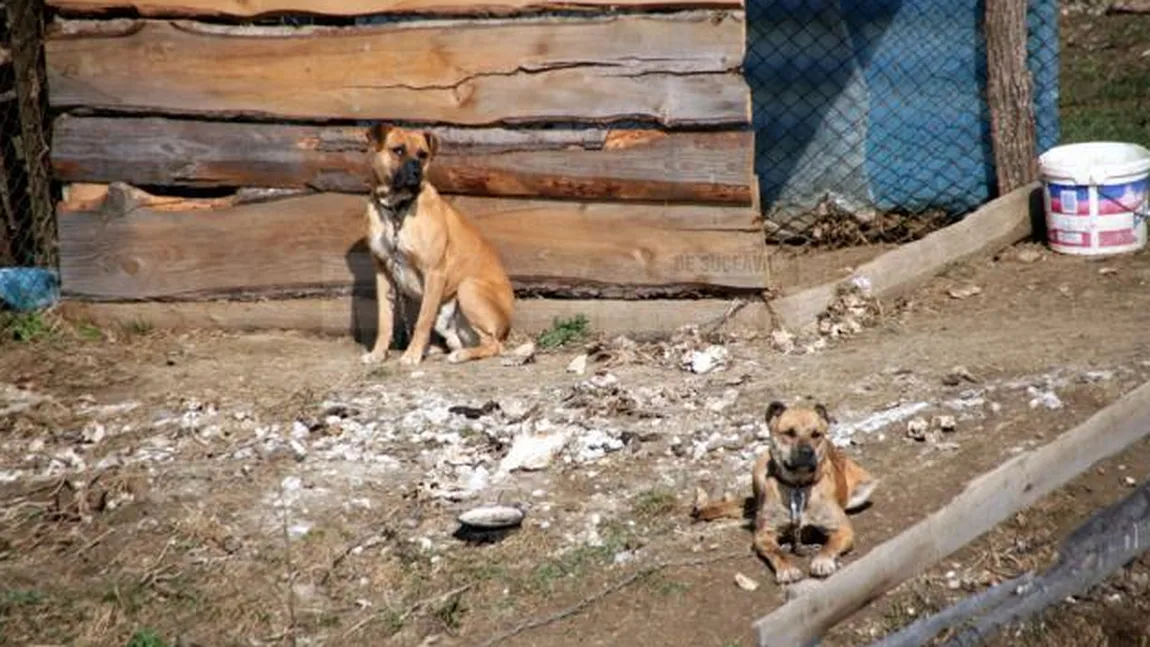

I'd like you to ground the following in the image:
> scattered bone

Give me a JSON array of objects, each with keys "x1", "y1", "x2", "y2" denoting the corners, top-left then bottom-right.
[
  {"x1": 734, "y1": 572, "x2": 760, "y2": 591},
  {"x1": 502, "y1": 342, "x2": 536, "y2": 367},
  {"x1": 567, "y1": 354, "x2": 589, "y2": 375},
  {"x1": 933, "y1": 415, "x2": 957, "y2": 432},
  {"x1": 906, "y1": 417, "x2": 929, "y2": 441},
  {"x1": 947, "y1": 285, "x2": 982, "y2": 299}
]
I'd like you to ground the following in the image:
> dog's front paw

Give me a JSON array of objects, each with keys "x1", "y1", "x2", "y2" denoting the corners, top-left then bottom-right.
[
  {"x1": 774, "y1": 561, "x2": 806, "y2": 585},
  {"x1": 446, "y1": 349, "x2": 467, "y2": 364},
  {"x1": 399, "y1": 350, "x2": 423, "y2": 366},
  {"x1": 809, "y1": 555, "x2": 839, "y2": 578},
  {"x1": 361, "y1": 350, "x2": 387, "y2": 364}
]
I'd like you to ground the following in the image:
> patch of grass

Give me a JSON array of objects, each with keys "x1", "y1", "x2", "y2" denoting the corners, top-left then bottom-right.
[
  {"x1": 1, "y1": 311, "x2": 53, "y2": 343},
  {"x1": 382, "y1": 608, "x2": 406, "y2": 635},
  {"x1": 432, "y1": 592, "x2": 467, "y2": 634},
  {"x1": 647, "y1": 574, "x2": 690, "y2": 597},
  {"x1": 1, "y1": 589, "x2": 45, "y2": 612},
  {"x1": 536, "y1": 314, "x2": 590, "y2": 350},
  {"x1": 631, "y1": 487, "x2": 677, "y2": 519},
  {"x1": 125, "y1": 628, "x2": 168, "y2": 647},
  {"x1": 76, "y1": 321, "x2": 104, "y2": 341},
  {"x1": 1060, "y1": 14, "x2": 1150, "y2": 145},
  {"x1": 525, "y1": 526, "x2": 632, "y2": 596},
  {"x1": 121, "y1": 318, "x2": 154, "y2": 337},
  {"x1": 367, "y1": 364, "x2": 392, "y2": 379}
]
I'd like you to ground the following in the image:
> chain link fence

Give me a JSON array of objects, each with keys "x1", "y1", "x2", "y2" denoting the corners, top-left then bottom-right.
[
  {"x1": 747, "y1": 0, "x2": 1060, "y2": 257},
  {"x1": 0, "y1": 0, "x2": 56, "y2": 312}
]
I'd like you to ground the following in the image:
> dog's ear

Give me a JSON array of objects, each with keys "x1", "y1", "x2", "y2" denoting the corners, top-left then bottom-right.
[
  {"x1": 366, "y1": 123, "x2": 393, "y2": 149},
  {"x1": 814, "y1": 403, "x2": 834, "y2": 424},
  {"x1": 422, "y1": 131, "x2": 439, "y2": 161},
  {"x1": 765, "y1": 401, "x2": 787, "y2": 424}
]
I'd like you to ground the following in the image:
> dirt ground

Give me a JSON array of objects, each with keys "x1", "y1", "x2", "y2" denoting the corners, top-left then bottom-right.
[
  {"x1": 3, "y1": 235, "x2": 1150, "y2": 647},
  {"x1": 3, "y1": 6, "x2": 1150, "y2": 647}
]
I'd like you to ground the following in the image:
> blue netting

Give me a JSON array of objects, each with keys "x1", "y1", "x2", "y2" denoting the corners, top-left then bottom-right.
[{"x1": 746, "y1": 0, "x2": 1060, "y2": 221}]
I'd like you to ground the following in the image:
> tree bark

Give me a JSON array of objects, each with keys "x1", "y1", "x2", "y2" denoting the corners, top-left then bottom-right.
[{"x1": 985, "y1": 0, "x2": 1039, "y2": 195}]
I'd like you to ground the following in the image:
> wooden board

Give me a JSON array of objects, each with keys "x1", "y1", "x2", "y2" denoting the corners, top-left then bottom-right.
[
  {"x1": 57, "y1": 185, "x2": 767, "y2": 300},
  {"x1": 751, "y1": 378, "x2": 1150, "y2": 647},
  {"x1": 59, "y1": 297, "x2": 771, "y2": 339},
  {"x1": 46, "y1": 14, "x2": 749, "y2": 127},
  {"x1": 51, "y1": 116, "x2": 755, "y2": 204},
  {"x1": 48, "y1": 0, "x2": 743, "y2": 18},
  {"x1": 769, "y1": 183, "x2": 1040, "y2": 331}
]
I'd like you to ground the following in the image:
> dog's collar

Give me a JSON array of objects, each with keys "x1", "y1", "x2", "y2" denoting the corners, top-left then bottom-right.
[{"x1": 371, "y1": 192, "x2": 416, "y2": 228}]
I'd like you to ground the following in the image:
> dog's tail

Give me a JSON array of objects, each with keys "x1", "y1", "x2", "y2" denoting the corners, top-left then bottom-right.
[{"x1": 690, "y1": 487, "x2": 749, "y2": 522}]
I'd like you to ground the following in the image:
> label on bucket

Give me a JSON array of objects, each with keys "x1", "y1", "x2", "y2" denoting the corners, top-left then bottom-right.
[
  {"x1": 1046, "y1": 178, "x2": 1148, "y2": 251},
  {"x1": 1048, "y1": 179, "x2": 1148, "y2": 216}
]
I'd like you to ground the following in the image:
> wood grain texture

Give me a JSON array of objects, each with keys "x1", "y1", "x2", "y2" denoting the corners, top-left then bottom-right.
[
  {"x1": 753, "y1": 377, "x2": 1150, "y2": 647},
  {"x1": 57, "y1": 186, "x2": 767, "y2": 300},
  {"x1": 47, "y1": 0, "x2": 743, "y2": 18},
  {"x1": 59, "y1": 297, "x2": 771, "y2": 340},
  {"x1": 985, "y1": 0, "x2": 1038, "y2": 194},
  {"x1": 46, "y1": 13, "x2": 749, "y2": 127},
  {"x1": 51, "y1": 115, "x2": 755, "y2": 204}
]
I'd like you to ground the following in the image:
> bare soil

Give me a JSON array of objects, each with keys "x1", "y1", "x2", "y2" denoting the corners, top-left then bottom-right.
[{"x1": 2, "y1": 238, "x2": 1150, "y2": 647}]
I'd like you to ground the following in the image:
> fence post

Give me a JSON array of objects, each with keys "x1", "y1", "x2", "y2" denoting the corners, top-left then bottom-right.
[
  {"x1": 5, "y1": 0, "x2": 54, "y2": 268},
  {"x1": 985, "y1": 0, "x2": 1039, "y2": 195}
]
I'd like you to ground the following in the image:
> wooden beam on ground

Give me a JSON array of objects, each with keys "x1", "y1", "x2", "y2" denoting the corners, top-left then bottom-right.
[
  {"x1": 751, "y1": 379, "x2": 1150, "y2": 647},
  {"x1": 769, "y1": 182, "x2": 1040, "y2": 331},
  {"x1": 47, "y1": 0, "x2": 744, "y2": 19},
  {"x1": 56, "y1": 184, "x2": 766, "y2": 300},
  {"x1": 985, "y1": 0, "x2": 1038, "y2": 194},
  {"x1": 869, "y1": 481, "x2": 1150, "y2": 647},
  {"x1": 45, "y1": 13, "x2": 749, "y2": 127},
  {"x1": 57, "y1": 297, "x2": 771, "y2": 339},
  {"x1": 50, "y1": 116, "x2": 755, "y2": 204}
]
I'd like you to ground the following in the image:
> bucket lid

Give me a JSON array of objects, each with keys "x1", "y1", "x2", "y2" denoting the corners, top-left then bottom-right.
[{"x1": 1039, "y1": 141, "x2": 1150, "y2": 185}]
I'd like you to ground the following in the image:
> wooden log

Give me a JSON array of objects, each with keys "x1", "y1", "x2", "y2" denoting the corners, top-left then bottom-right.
[
  {"x1": 864, "y1": 573, "x2": 1038, "y2": 647},
  {"x1": 868, "y1": 480, "x2": 1150, "y2": 647},
  {"x1": 47, "y1": 0, "x2": 744, "y2": 19},
  {"x1": 769, "y1": 183, "x2": 1040, "y2": 332},
  {"x1": 985, "y1": 0, "x2": 1038, "y2": 194},
  {"x1": 45, "y1": 14, "x2": 749, "y2": 127},
  {"x1": 50, "y1": 115, "x2": 755, "y2": 204},
  {"x1": 751, "y1": 379, "x2": 1150, "y2": 647},
  {"x1": 57, "y1": 297, "x2": 772, "y2": 339},
  {"x1": 56, "y1": 184, "x2": 767, "y2": 300}
]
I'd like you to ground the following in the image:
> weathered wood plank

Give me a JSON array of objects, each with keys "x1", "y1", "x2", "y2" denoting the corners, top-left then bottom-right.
[
  {"x1": 752, "y1": 378, "x2": 1150, "y2": 647},
  {"x1": 769, "y1": 183, "x2": 1040, "y2": 332},
  {"x1": 57, "y1": 186, "x2": 767, "y2": 300},
  {"x1": 45, "y1": 14, "x2": 749, "y2": 127},
  {"x1": 50, "y1": 116, "x2": 755, "y2": 204},
  {"x1": 59, "y1": 297, "x2": 772, "y2": 341},
  {"x1": 47, "y1": 0, "x2": 743, "y2": 19}
]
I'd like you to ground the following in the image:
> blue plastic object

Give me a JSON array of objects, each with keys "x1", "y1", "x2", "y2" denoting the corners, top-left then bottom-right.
[{"x1": 0, "y1": 267, "x2": 60, "y2": 312}]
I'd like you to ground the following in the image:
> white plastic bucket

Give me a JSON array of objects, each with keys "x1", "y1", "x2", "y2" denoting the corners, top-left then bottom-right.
[{"x1": 1038, "y1": 141, "x2": 1150, "y2": 256}]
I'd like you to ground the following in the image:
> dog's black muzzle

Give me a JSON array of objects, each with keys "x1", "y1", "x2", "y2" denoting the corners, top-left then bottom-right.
[
  {"x1": 787, "y1": 445, "x2": 819, "y2": 472},
  {"x1": 391, "y1": 159, "x2": 423, "y2": 192}
]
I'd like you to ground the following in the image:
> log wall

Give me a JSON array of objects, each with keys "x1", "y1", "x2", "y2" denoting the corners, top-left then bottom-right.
[{"x1": 45, "y1": 0, "x2": 763, "y2": 306}]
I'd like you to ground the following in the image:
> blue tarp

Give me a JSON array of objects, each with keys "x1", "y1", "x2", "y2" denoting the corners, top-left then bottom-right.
[{"x1": 746, "y1": 0, "x2": 1060, "y2": 216}]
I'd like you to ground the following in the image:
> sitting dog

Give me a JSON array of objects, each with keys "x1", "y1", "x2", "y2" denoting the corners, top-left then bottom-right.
[
  {"x1": 359, "y1": 123, "x2": 515, "y2": 366},
  {"x1": 692, "y1": 401, "x2": 877, "y2": 583}
]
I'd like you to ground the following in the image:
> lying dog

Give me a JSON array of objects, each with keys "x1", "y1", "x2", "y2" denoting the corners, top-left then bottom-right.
[
  {"x1": 359, "y1": 124, "x2": 515, "y2": 366},
  {"x1": 692, "y1": 401, "x2": 877, "y2": 583}
]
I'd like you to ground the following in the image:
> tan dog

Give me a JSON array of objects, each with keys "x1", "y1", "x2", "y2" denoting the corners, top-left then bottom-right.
[
  {"x1": 360, "y1": 124, "x2": 515, "y2": 366},
  {"x1": 692, "y1": 401, "x2": 877, "y2": 583}
]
